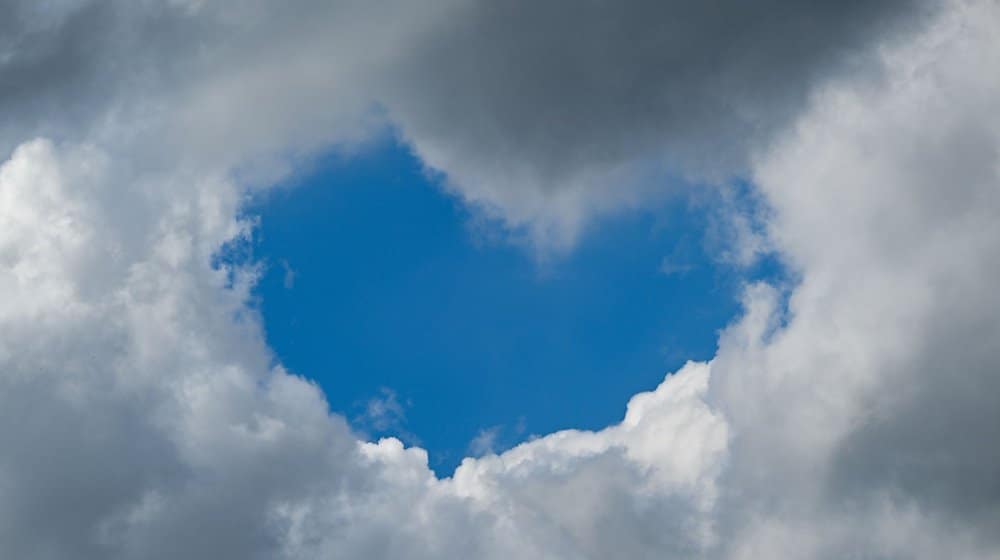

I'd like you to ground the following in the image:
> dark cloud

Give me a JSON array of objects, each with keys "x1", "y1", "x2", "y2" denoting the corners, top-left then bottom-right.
[
  {"x1": 378, "y1": 0, "x2": 934, "y2": 244},
  {"x1": 0, "y1": 1, "x2": 934, "y2": 246},
  {"x1": 390, "y1": 0, "x2": 927, "y2": 177}
]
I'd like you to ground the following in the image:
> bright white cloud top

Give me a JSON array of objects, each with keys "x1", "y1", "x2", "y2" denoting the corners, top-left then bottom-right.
[{"x1": 1, "y1": 1, "x2": 999, "y2": 558}]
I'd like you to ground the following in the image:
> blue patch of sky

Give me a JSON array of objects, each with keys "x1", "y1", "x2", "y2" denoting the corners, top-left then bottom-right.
[{"x1": 231, "y1": 138, "x2": 784, "y2": 475}]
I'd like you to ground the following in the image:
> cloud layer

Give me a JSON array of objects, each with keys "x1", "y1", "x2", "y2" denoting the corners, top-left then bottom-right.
[{"x1": 1, "y1": 0, "x2": 998, "y2": 558}]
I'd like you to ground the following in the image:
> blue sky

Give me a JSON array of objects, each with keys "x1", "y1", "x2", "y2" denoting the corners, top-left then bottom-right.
[{"x1": 242, "y1": 139, "x2": 778, "y2": 474}]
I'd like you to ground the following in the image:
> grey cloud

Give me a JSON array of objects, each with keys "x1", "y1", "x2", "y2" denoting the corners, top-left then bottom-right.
[
  {"x1": 1, "y1": 0, "x2": 934, "y2": 247},
  {"x1": 378, "y1": 0, "x2": 935, "y2": 247}
]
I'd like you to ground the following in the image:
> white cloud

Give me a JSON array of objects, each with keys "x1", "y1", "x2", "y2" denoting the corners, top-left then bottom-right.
[
  {"x1": 467, "y1": 426, "x2": 502, "y2": 457},
  {"x1": 0, "y1": 0, "x2": 998, "y2": 558},
  {"x1": 708, "y1": 2, "x2": 1000, "y2": 554}
]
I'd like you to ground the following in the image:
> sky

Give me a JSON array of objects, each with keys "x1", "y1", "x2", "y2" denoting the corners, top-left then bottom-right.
[
  {"x1": 1, "y1": 1, "x2": 1000, "y2": 559},
  {"x1": 241, "y1": 138, "x2": 779, "y2": 472}
]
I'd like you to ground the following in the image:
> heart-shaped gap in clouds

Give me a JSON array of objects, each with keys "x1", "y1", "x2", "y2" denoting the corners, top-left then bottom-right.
[{"x1": 220, "y1": 136, "x2": 785, "y2": 474}]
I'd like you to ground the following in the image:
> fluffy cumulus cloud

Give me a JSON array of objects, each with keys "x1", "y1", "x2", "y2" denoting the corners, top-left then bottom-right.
[{"x1": 1, "y1": 0, "x2": 998, "y2": 558}]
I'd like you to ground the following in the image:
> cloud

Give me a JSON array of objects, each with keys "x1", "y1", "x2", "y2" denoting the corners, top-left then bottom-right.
[
  {"x1": 658, "y1": 235, "x2": 698, "y2": 276},
  {"x1": 707, "y1": 3, "x2": 1000, "y2": 554},
  {"x1": 280, "y1": 259, "x2": 296, "y2": 289},
  {"x1": 352, "y1": 387, "x2": 421, "y2": 446},
  {"x1": 0, "y1": 0, "x2": 998, "y2": 559},
  {"x1": 468, "y1": 426, "x2": 501, "y2": 457},
  {"x1": 0, "y1": 0, "x2": 935, "y2": 250},
  {"x1": 378, "y1": 0, "x2": 935, "y2": 250}
]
